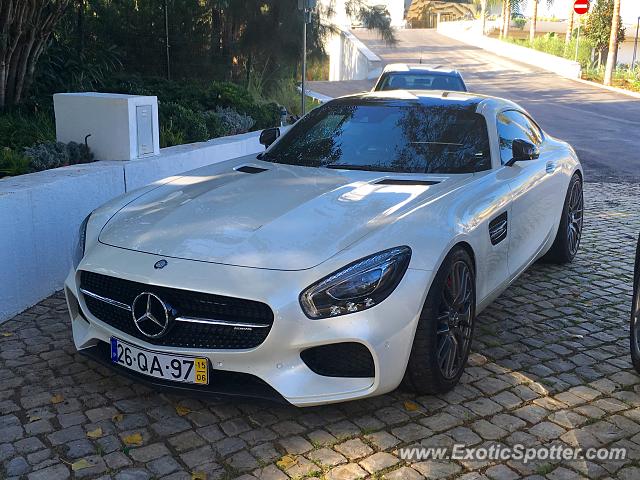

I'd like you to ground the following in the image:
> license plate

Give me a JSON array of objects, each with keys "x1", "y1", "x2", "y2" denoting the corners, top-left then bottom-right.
[{"x1": 110, "y1": 337, "x2": 208, "y2": 385}]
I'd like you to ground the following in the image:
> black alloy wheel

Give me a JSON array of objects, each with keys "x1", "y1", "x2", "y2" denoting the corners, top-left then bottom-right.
[
  {"x1": 566, "y1": 178, "x2": 584, "y2": 258},
  {"x1": 631, "y1": 271, "x2": 640, "y2": 373},
  {"x1": 436, "y1": 260, "x2": 474, "y2": 380},
  {"x1": 402, "y1": 247, "x2": 476, "y2": 394}
]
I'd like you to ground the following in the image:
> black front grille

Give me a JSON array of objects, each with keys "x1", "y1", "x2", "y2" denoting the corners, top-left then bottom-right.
[
  {"x1": 80, "y1": 271, "x2": 274, "y2": 350},
  {"x1": 301, "y1": 342, "x2": 375, "y2": 378}
]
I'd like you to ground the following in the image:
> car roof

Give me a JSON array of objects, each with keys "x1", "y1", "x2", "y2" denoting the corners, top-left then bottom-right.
[
  {"x1": 327, "y1": 90, "x2": 522, "y2": 115},
  {"x1": 332, "y1": 89, "x2": 485, "y2": 108},
  {"x1": 382, "y1": 63, "x2": 461, "y2": 76}
]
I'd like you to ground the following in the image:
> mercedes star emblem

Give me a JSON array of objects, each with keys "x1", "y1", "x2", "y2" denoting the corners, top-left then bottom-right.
[
  {"x1": 131, "y1": 292, "x2": 171, "y2": 338},
  {"x1": 154, "y1": 259, "x2": 168, "y2": 269}
]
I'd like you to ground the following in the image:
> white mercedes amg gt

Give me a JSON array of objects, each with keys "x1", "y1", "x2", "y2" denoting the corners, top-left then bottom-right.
[{"x1": 65, "y1": 90, "x2": 583, "y2": 406}]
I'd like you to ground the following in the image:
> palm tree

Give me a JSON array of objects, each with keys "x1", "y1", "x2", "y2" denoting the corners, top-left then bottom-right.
[
  {"x1": 501, "y1": 0, "x2": 510, "y2": 38},
  {"x1": 603, "y1": 0, "x2": 621, "y2": 85},
  {"x1": 474, "y1": 0, "x2": 502, "y2": 36},
  {"x1": 530, "y1": 1, "x2": 554, "y2": 44},
  {"x1": 530, "y1": 0, "x2": 538, "y2": 43},
  {"x1": 564, "y1": 6, "x2": 575, "y2": 46}
]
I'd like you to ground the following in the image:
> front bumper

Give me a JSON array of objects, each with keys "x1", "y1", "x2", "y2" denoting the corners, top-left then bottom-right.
[{"x1": 65, "y1": 243, "x2": 432, "y2": 406}]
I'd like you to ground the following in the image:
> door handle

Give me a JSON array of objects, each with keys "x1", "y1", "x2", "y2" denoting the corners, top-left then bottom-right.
[{"x1": 545, "y1": 161, "x2": 557, "y2": 174}]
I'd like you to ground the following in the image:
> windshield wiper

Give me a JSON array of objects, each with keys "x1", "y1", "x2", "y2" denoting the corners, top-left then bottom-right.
[{"x1": 324, "y1": 164, "x2": 397, "y2": 173}]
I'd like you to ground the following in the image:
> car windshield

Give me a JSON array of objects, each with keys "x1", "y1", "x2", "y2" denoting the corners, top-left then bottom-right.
[
  {"x1": 377, "y1": 73, "x2": 466, "y2": 92},
  {"x1": 263, "y1": 101, "x2": 490, "y2": 174}
]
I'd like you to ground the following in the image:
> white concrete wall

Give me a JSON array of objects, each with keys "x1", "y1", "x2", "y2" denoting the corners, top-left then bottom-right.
[
  {"x1": 328, "y1": 28, "x2": 383, "y2": 81},
  {"x1": 54, "y1": 93, "x2": 160, "y2": 161},
  {"x1": 0, "y1": 131, "x2": 264, "y2": 323},
  {"x1": 438, "y1": 20, "x2": 581, "y2": 79}
]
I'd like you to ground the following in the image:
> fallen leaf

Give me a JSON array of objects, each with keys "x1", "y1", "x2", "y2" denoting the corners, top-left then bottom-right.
[
  {"x1": 50, "y1": 394, "x2": 64, "y2": 404},
  {"x1": 276, "y1": 454, "x2": 297, "y2": 470},
  {"x1": 112, "y1": 413, "x2": 124, "y2": 422},
  {"x1": 86, "y1": 427, "x2": 103, "y2": 439},
  {"x1": 403, "y1": 400, "x2": 420, "y2": 412},
  {"x1": 191, "y1": 472, "x2": 207, "y2": 480},
  {"x1": 71, "y1": 458, "x2": 93, "y2": 471},
  {"x1": 28, "y1": 415, "x2": 41, "y2": 423},
  {"x1": 0, "y1": 332, "x2": 13, "y2": 337},
  {"x1": 175, "y1": 405, "x2": 191, "y2": 417},
  {"x1": 122, "y1": 432, "x2": 143, "y2": 446}
]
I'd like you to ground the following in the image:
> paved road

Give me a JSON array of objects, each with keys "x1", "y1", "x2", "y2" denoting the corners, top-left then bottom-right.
[
  {"x1": 1, "y1": 183, "x2": 639, "y2": 479},
  {"x1": 309, "y1": 29, "x2": 640, "y2": 184}
]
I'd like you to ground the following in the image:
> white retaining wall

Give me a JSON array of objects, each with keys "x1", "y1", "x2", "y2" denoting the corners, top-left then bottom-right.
[
  {"x1": 437, "y1": 20, "x2": 582, "y2": 79},
  {"x1": 328, "y1": 28, "x2": 383, "y2": 81},
  {"x1": 0, "y1": 131, "x2": 264, "y2": 322}
]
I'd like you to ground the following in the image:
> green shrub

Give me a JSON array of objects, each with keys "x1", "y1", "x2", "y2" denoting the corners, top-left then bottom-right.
[
  {"x1": 0, "y1": 112, "x2": 56, "y2": 150},
  {"x1": 204, "y1": 82, "x2": 278, "y2": 127},
  {"x1": 506, "y1": 33, "x2": 594, "y2": 69},
  {"x1": 213, "y1": 107, "x2": 255, "y2": 135},
  {"x1": 0, "y1": 148, "x2": 30, "y2": 177},
  {"x1": 204, "y1": 82, "x2": 255, "y2": 112},
  {"x1": 66, "y1": 141, "x2": 94, "y2": 164},
  {"x1": 24, "y1": 142, "x2": 70, "y2": 172},
  {"x1": 160, "y1": 125, "x2": 186, "y2": 148},
  {"x1": 513, "y1": 17, "x2": 526, "y2": 30},
  {"x1": 158, "y1": 102, "x2": 208, "y2": 145},
  {"x1": 202, "y1": 111, "x2": 226, "y2": 139},
  {"x1": 252, "y1": 102, "x2": 281, "y2": 129},
  {"x1": 158, "y1": 103, "x2": 209, "y2": 146},
  {"x1": 22, "y1": 141, "x2": 94, "y2": 172}
]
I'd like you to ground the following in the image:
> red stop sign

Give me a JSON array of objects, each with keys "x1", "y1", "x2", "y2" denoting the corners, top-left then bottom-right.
[{"x1": 573, "y1": 0, "x2": 589, "y2": 15}]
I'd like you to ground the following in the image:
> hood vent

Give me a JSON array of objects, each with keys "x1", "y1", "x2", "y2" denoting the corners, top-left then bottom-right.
[
  {"x1": 376, "y1": 178, "x2": 440, "y2": 186},
  {"x1": 236, "y1": 165, "x2": 268, "y2": 174}
]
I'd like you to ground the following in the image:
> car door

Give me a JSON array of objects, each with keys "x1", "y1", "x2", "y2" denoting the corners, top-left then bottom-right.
[{"x1": 496, "y1": 110, "x2": 564, "y2": 276}]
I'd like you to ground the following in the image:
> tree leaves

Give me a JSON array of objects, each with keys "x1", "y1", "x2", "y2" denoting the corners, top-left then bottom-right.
[
  {"x1": 86, "y1": 427, "x2": 103, "y2": 439},
  {"x1": 122, "y1": 432, "x2": 143, "y2": 446},
  {"x1": 50, "y1": 394, "x2": 64, "y2": 404},
  {"x1": 71, "y1": 458, "x2": 93, "y2": 471},
  {"x1": 276, "y1": 454, "x2": 298, "y2": 469},
  {"x1": 175, "y1": 405, "x2": 191, "y2": 417}
]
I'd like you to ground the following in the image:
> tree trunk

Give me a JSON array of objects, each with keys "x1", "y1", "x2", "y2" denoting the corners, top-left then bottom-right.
[
  {"x1": 480, "y1": 0, "x2": 486, "y2": 36},
  {"x1": 565, "y1": 8, "x2": 574, "y2": 46},
  {"x1": 530, "y1": 0, "x2": 538, "y2": 44},
  {"x1": 500, "y1": 0, "x2": 507, "y2": 38},
  {"x1": 0, "y1": 0, "x2": 70, "y2": 109},
  {"x1": 77, "y1": 0, "x2": 85, "y2": 55},
  {"x1": 604, "y1": 0, "x2": 621, "y2": 85},
  {"x1": 503, "y1": 1, "x2": 511, "y2": 39}
]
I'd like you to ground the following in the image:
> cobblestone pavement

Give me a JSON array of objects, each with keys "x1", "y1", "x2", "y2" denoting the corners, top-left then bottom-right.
[{"x1": 2, "y1": 182, "x2": 640, "y2": 480}]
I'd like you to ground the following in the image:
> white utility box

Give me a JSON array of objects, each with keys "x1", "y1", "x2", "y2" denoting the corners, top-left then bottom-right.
[{"x1": 54, "y1": 92, "x2": 160, "y2": 161}]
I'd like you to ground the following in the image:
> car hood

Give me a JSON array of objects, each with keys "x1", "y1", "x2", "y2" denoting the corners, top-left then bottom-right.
[{"x1": 98, "y1": 157, "x2": 466, "y2": 270}]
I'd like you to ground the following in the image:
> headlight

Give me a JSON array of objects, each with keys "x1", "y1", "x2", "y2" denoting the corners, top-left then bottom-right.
[
  {"x1": 73, "y1": 213, "x2": 91, "y2": 268},
  {"x1": 299, "y1": 246, "x2": 411, "y2": 319}
]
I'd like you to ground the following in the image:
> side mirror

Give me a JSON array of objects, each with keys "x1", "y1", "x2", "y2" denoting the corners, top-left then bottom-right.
[
  {"x1": 506, "y1": 139, "x2": 539, "y2": 166},
  {"x1": 259, "y1": 127, "x2": 280, "y2": 149}
]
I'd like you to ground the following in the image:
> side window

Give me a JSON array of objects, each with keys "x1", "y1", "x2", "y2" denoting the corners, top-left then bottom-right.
[{"x1": 496, "y1": 110, "x2": 543, "y2": 165}]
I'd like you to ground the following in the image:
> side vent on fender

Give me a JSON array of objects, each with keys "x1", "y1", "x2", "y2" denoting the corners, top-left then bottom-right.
[
  {"x1": 236, "y1": 165, "x2": 268, "y2": 174},
  {"x1": 376, "y1": 179, "x2": 440, "y2": 186},
  {"x1": 489, "y1": 212, "x2": 508, "y2": 246}
]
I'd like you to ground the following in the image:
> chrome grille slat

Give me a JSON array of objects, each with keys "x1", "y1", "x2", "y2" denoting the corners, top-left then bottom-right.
[{"x1": 80, "y1": 288, "x2": 132, "y2": 311}]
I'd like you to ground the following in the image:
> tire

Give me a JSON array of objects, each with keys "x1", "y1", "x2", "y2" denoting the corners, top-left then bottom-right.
[
  {"x1": 402, "y1": 247, "x2": 475, "y2": 394},
  {"x1": 631, "y1": 271, "x2": 640, "y2": 373},
  {"x1": 542, "y1": 173, "x2": 583, "y2": 264}
]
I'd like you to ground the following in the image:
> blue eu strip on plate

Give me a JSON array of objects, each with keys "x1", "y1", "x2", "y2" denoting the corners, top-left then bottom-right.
[{"x1": 110, "y1": 337, "x2": 118, "y2": 363}]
